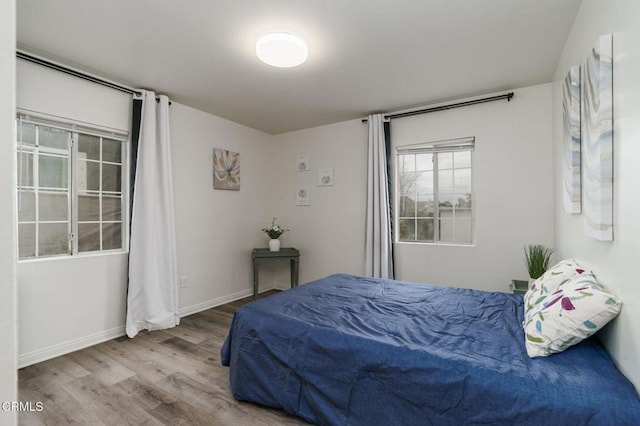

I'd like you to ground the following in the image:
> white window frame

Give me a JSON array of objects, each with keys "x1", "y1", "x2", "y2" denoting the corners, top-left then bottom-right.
[
  {"x1": 17, "y1": 112, "x2": 130, "y2": 260},
  {"x1": 395, "y1": 137, "x2": 475, "y2": 246}
]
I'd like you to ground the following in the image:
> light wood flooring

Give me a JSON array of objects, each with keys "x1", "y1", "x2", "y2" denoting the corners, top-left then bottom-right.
[{"x1": 18, "y1": 291, "x2": 309, "y2": 425}]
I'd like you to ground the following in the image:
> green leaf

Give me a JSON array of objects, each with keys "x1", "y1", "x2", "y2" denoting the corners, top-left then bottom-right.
[{"x1": 526, "y1": 333, "x2": 545, "y2": 343}]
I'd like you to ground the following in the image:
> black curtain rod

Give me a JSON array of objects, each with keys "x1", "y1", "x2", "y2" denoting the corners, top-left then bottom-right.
[
  {"x1": 362, "y1": 92, "x2": 514, "y2": 123},
  {"x1": 17, "y1": 51, "x2": 142, "y2": 96}
]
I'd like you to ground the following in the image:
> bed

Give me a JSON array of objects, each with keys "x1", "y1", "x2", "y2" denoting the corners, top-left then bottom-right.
[{"x1": 221, "y1": 273, "x2": 640, "y2": 425}]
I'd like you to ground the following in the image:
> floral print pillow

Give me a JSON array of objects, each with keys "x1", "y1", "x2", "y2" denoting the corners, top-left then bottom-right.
[
  {"x1": 523, "y1": 271, "x2": 622, "y2": 357},
  {"x1": 523, "y1": 259, "x2": 585, "y2": 316}
]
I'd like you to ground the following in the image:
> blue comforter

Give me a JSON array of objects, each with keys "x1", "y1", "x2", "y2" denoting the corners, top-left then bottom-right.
[{"x1": 221, "y1": 274, "x2": 640, "y2": 425}]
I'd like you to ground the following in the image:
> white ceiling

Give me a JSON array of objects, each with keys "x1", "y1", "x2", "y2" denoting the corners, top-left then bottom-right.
[{"x1": 16, "y1": 0, "x2": 582, "y2": 135}]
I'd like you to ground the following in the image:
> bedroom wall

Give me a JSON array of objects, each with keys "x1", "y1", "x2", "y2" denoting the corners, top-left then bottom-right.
[
  {"x1": 0, "y1": 0, "x2": 17, "y2": 422},
  {"x1": 391, "y1": 84, "x2": 554, "y2": 291},
  {"x1": 267, "y1": 84, "x2": 553, "y2": 293},
  {"x1": 170, "y1": 103, "x2": 273, "y2": 314},
  {"x1": 552, "y1": 0, "x2": 640, "y2": 391},
  {"x1": 266, "y1": 119, "x2": 368, "y2": 286},
  {"x1": 16, "y1": 61, "x2": 274, "y2": 366},
  {"x1": 16, "y1": 59, "x2": 132, "y2": 367}
]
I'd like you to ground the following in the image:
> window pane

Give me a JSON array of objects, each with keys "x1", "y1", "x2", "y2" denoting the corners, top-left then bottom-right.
[
  {"x1": 102, "y1": 223, "x2": 122, "y2": 250},
  {"x1": 438, "y1": 168, "x2": 453, "y2": 193},
  {"x1": 102, "y1": 164, "x2": 121, "y2": 192},
  {"x1": 18, "y1": 223, "x2": 36, "y2": 259},
  {"x1": 416, "y1": 191, "x2": 434, "y2": 217},
  {"x1": 39, "y1": 223, "x2": 69, "y2": 256},
  {"x1": 39, "y1": 126, "x2": 69, "y2": 150},
  {"x1": 17, "y1": 152, "x2": 34, "y2": 187},
  {"x1": 39, "y1": 155, "x2": 68, "y2": 189},
  {"x1": 438, "y1": 218, "x2": 454, "y2": 243},
  {"x1": 399, "y1": 195, "x2": 416, "y2": 217},
  {"x1": 102, "y1": 196, "x2": 122, "y2": 221},
  {"x1": 438, "y1": 152, "x2": 453, "y2": 170},
  {"x1": 400, "y1": 154, "x2": 415, "y2": 173},
  {"x1": 78, "y1": 193, "x2": 100, "y2": 221},
  {"x1": 454, "y1": 168, "x2": 471, "y2": 192},
  {"x1": 80, "y1": 161, "x2": 100, "y2": 192},
  {"x1": 399, "y1": 172, "x2": 417, "y2": 196},
  {"x1": 455, "y1": 195, "x2": 472, "y2": 208},
  {"x1": 398, "y1": 219, "x2": 415, "y2": 241},
  {"x1": 415, "y1": 153, "x2": 432, "y2": 171},
  {"x1": 102, "y1": 139, "x2": 122, "y2": 163},
  {"x1": 39, "y1": 192, "x2": 69, "y2": 221},
  {"x1": 454, "y1": 151, "x2": 471, "y2": 168},
  {"x1": 19, "y1": 122, "x2": 36, "y2": 146},
  {"x1": 78, "y1": 223, "x2": 100, "y2": 252},
  {"x1": 78, "y1": 134, "x2": 100, "y2": 160},
  {"x1": 18, "y1": 190, "x2": 35, "y2": 222},
  {"x1": 416, "y1": 219, "x2": 434, "y2": 242},
  {"x1": 415, "y1": 171, "x2": 433, "y2": 192}
]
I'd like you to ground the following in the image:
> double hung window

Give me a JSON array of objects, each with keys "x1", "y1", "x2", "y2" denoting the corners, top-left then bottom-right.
[
  {"x1": 17, "y1": 116, "x2": 128, "y2": 259},
  {"x1": 396, "y1": 137, "x2": 474, "y2": 245}
]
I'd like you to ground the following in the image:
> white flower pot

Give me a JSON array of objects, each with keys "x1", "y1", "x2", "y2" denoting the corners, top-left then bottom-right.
[{"x1": 269, "y1": 239, "x2": 281, "y2": 252}]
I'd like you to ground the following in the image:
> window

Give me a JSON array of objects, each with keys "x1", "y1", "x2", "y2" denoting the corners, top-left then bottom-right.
[
  {"x1": 17, "y1": 116, "x2": 128, "y2": 259},
  {"x1": 396, "y1": 137, "x2": 474, "y2": 245}
]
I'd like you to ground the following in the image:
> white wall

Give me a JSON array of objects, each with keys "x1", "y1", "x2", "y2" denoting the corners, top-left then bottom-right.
[
  {"x1": 16, "y1": 61, "x2": 274, "y2": 366},
  {"x1": 269, "y1": 119, "x2": 368, "y2": 285},
  {"x1": 0, "y1": 0, "x2": 17, "y2": 423},
  {"x1": 392, "y1": 85, "x2": 554, "y2": 291},
  {"x1": 16, "y1": 60, "x2": 132, "y2": 366},
  {"x1": 552, "y1": 0, "x2": 640, "y2": 391},
  {"x1": 170, "y1": 103, "x2": 273, "y2": 313}
]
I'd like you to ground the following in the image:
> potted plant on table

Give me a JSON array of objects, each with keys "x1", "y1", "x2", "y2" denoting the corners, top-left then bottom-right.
[
  {"x1": 262, "y1": 218, "x2": 288, "y2": 252},
  {"x1": 524, "y1": 244, "x2": 554, "y2": 286}
]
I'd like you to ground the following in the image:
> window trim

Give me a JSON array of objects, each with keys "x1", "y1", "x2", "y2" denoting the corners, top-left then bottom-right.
[
  {"x1": 395, "y1": 136, "x2": 475, "y2": 246},
  {"x1": 16, "y1": 112, "x2": 130, "y2": 261}
]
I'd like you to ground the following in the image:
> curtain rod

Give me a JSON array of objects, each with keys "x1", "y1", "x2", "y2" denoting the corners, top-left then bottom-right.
[
  {"x1": 362, "y1": 92, "x2": 514, "y2": 123},
  {"x1": 17, "y1": 50, "x2": 142, "y2": 96}
]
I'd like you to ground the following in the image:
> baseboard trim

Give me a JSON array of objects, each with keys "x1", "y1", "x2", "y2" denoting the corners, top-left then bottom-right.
[
  {"x1": 178, "y1": 286, "x2": 278, "y2": 317},
  {"x1": 18, "y1": 326, "x2": 126, "y2": 369},
  {"x1": 18, "y1": 287, "x2": 280, "y2": 368}
]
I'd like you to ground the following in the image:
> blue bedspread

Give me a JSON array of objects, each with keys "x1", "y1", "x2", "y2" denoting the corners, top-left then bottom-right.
[{"x1": 221, "y1": 274, "x2": 640, "y2": 425}]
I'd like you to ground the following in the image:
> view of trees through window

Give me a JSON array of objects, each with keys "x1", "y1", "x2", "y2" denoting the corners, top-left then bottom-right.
[{"x1": 396, "y1": 143, "x2": 473, "y2": 245}]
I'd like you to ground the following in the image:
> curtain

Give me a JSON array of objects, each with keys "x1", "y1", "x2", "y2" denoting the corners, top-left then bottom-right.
[
  {"x1": 126, "y1": 90, "x2": 179, "y2": 338},
  {"x1": 365, "y1": 114, "x2": 394, "y2": 279}
]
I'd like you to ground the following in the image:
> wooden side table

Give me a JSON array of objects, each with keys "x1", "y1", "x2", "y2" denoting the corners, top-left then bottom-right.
[{"x1": 252, "y1": 248, "x2": 300, "y2": 298}]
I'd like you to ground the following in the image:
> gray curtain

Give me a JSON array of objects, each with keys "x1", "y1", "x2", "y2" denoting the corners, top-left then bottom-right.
[{"x1": 365, "y1": 114, "x2": 394, "y2": 279}]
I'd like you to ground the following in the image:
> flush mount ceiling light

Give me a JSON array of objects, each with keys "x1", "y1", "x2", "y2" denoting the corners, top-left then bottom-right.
[{"x1": 256, "y1": 32, "x2": 308, "y2": 68}]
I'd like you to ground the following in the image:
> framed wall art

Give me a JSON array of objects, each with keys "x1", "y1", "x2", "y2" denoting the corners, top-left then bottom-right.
[
  {"x1": 213, "y1": 148, "x2": 240, "y2": 190},
  {"x1": 582, "y1": 34, "x2": 613, "y2": 241},
  {"x1": 562, "y1": 65, "x2": 581, "y2": 214}
]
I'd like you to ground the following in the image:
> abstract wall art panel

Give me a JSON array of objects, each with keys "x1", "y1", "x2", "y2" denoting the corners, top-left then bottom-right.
[
  {"x1": 562, "y1": 65, "x2": 581, "y2": 213},
  {"x1": 213, "y1": 148, "x2": 240, "y2": 190},
  {"x1": 582, "y1": 34, "x2": 613, "y2": 241}
]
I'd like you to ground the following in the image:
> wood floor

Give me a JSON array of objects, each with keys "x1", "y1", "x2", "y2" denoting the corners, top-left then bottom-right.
[{"x1": 18, "y1": 291, "x2": 309, "y2": 425}]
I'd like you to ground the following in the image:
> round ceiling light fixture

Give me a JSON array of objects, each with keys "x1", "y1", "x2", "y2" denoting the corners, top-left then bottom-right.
[{"x1": 256, "y1": 32, "x2": 308, "y2": 68}]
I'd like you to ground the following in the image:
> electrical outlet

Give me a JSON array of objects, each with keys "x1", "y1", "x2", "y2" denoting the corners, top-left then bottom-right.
[{"x1": 180, "y1": 276, "x2": 188, "y2": 288}]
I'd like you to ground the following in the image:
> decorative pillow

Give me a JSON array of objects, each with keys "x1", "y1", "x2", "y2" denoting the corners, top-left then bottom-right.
[
  {"x1": 523, "y1": 258, "x2": 586, "y2": 315},
  {"x1": 523, "y1": 271, "x2": 622, "y2": 357}
]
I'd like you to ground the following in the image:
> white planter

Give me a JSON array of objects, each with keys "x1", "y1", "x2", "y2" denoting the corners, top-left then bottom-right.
[{"x1": 269, "y1": 239, "x2": 281, "y2": 252}]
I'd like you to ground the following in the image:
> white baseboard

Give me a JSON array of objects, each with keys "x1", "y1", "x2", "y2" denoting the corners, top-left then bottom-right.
[
  {"x1": 18, "y1": 286, "x2": 281, "y2": 368},
  {"x1": 18, "y1": 326, "x2": 126, "y2": 369}
]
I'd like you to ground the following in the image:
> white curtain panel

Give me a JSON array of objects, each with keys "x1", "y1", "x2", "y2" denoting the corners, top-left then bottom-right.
[
  {"x1": 126, "y1": 91, "x2": 179, "y2": 338},
  {"x1": 365, "y1": 114, "x2": 394, "y2": 279}
]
